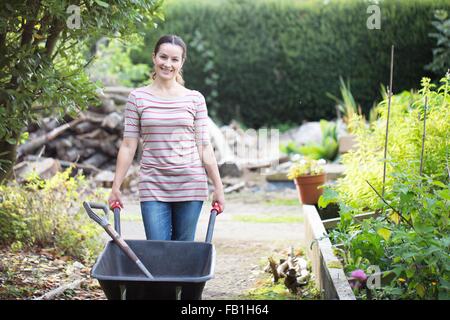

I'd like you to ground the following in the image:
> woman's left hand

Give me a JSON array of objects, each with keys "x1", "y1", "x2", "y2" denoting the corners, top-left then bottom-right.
[{"x1": 212, "y1": 188, "x2": 225, "y2": 213}]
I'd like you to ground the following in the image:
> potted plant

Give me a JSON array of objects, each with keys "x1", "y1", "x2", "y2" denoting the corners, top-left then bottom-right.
[{"x1": 288, "y1": 157, "x2": 327, "y2": 205}]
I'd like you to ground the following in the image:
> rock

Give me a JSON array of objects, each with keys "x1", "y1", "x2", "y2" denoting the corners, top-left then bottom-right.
[
  {"x1": 280, "y1": 122, "x2": 323, "y2": 147},
  {"x1": 14, "y1": 158, "x2": 62, "y2": 182},
  {"x1": 219, "y1": 162, "x2": 243, "y2": 177}
]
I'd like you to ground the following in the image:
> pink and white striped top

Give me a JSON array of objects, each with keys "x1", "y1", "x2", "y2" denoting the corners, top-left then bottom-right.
[{"x1": 123, "y1": 86, "x2": 210, "y2": 202}]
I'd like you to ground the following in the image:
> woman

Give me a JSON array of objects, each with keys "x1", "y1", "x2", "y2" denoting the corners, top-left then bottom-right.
[{"x1": 108, "y1": 34, "x2": 225, "y2": 241}]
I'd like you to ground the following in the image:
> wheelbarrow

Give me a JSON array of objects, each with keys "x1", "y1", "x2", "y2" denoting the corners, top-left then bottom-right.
[{"x1": 83, "y1": 201, "x2": 221, "y2": 300}]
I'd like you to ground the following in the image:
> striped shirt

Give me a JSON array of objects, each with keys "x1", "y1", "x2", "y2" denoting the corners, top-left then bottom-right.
[{"x1": 123, "y1": 86, "x2": 210, "y2": 202}]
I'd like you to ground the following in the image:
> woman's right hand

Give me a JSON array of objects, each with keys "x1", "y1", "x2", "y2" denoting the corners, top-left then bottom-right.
[{"x1": 108, "y1": 188, "x2": 123, "y2": 209}]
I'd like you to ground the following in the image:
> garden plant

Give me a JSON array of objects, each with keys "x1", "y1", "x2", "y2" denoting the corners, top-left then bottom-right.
[{"x1": 319, "y1": 74, "x2": 450, "y2": 300}]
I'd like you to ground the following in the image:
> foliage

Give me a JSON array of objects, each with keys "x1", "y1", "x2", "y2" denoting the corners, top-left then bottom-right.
[
  {"x1": 287, "y1": 158, "x2": 326, "y2": 179},
  {"x1": 0, "y1": 167, "x2": 107, "y2": 263},
  {"x1": 242, "y1": 275, "x2": 320, "y2": 300},
  {"x1": 321, "y1": 75, "x2": 450, "y2": 211},
  {"x1": 131, "y1": 0, "x2": 450, "y2": 128},
  {"x1": 187, "y1": 30, "x2": 220, "y2": 120},
  {"x1": 298, "y1": 120, "x2": 338, "y2": 161},
  {"x1": 322, "y1": 74, "x2": 450, "y2": 299},
  {"x1": 280, "y1": 120, "x2": 338, "y2": 161},
  {"x1": 425, "y1": 10, "x2": 450, "y2": 75},
  {"x1": 327, "y1": 77, "x2": 362, "y2": 129},
  {"x1": 329, "y1": 172, "x2": 450, "y2": 300},
  {"x1": 0, "y1": 0, "x2": 164, "y2": 182},
  {"x1": 87, "y1": 38, "x2": 151, "y2": 88}
]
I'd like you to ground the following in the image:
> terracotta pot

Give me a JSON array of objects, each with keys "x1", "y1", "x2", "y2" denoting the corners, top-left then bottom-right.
[{"x1": 294, "y1": 173, "x2": 327, "y2": 205}]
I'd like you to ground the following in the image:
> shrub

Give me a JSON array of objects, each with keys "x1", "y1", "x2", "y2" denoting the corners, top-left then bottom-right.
[
  {"x1": 131, "y1": 0, "x2": 450, "y2": 127},
  {"x1": 321, "y1": 74, "x2": 450, "y2": 299},
  {"x1": 0, "y1": 167, "x2": 107, "y2": 263},
  {"x1": 321, "y1": 74, "x2": 450, "y2": 211}
]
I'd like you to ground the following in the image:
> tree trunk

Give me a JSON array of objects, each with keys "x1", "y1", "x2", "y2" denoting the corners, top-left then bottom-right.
[{"x1": 0, "y1": 135, "x2": 19, "y2": 184}]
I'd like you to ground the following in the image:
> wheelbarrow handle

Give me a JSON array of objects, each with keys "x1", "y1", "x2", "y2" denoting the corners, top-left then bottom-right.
[
  {"x1": 110, "y1": 201, "x2": 122, "y2": 235},
  {"x1": 83, "y1": 202, "x2": 109, "y2": 227},
  {"x1": 83, "y1": 201, "x2": 154, "y2": 279},
  {"x1": 205, "y1": 201, "x2": 222, "y2": 243}
]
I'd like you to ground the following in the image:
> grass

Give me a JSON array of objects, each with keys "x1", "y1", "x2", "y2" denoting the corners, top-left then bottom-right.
[
  {"x1": 110, "y1": 213, "x2": 142, "y2": 222},
  {"x1": 232, "y1": 214, "x2": 303, "y2": 223},
  {"x1": 237, "y1": 275, "x2": 321, "y2": 300},
  {"x1": 264, "y1": 198, "x2": 299, "y2": 206}
]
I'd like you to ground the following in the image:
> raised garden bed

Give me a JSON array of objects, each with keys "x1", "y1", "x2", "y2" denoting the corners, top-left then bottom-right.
[
  {"x1": 303, "y1": 204, "x2": 355, "y2": 300},
  {"x1": 304, "y1": 205, "x2": 403, "y2": 300}
]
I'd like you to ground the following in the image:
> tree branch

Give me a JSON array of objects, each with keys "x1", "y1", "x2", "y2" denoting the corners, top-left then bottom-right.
[
  {"x1": 45, "y1": 18, "x2": 64, "y2": 56},
  {"x1": 365, "y1": 180, "x2": 415, "y2": 229}
]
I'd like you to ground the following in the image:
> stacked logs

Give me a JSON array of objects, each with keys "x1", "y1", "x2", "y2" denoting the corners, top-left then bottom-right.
[
  {"x1": 18, "y1": 94, "x2": 127, "y2": 174},
  {"x1": 14, "y1": 86, "x2": 285, "y2": 191}
]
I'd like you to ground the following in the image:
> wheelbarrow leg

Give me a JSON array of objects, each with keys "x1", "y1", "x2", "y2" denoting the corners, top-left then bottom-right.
[
  {"x1": 120, "y1": 285, "x2": 127, "y2": 300},
  {"x1": 176, "y1": 286, "x2": 182, "y2": 300}
]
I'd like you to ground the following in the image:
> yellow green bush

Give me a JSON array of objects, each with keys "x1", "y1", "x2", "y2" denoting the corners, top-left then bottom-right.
[{"x1": 0, "y1": 167, "x2": 107, "y2": 263}]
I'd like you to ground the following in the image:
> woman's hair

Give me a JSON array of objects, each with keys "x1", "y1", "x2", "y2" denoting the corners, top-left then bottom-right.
[{"x1": 151, "y1": 34, "x2": 187, "y2": 85}]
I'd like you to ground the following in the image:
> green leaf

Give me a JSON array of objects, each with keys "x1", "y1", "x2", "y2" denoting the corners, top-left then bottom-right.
[
  {"x1": 416, "y1": 284, "x2": 426, "y2": 298},
  {"x1": 318, "y1": 187, "x2": 339, "y2": 208},
  {"x1": 377, "y1": 227, "x2": 391, "y2": 241},
  {"x1": 94, "y1": 0, "x2": 109, "y2": 8},
  {"x1": 432, "y1": 180, "x2": 447, "y2": 188}
]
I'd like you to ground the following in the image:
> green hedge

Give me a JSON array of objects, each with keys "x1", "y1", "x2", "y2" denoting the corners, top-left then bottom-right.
[{"x1": 131, "y1": 0, "x2": 450, "y2": 128}]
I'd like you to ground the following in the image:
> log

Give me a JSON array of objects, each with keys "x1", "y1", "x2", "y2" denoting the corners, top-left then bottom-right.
[
  {"x1": 58, "y1": 148, "x2": 81, "y2": 163},
  {"x1": 73, "y1": 121, "x2": 96, "y2": 134},
  {"x1": 81, "y1": 111, "x2": 105, "y2": 123},
  {"x1": 34, "y1": 278, "x2": 84, "y2": 300},
  {"x1": 76, "y1": 128, "x2": 109, "y2": 140},
  {"x1": 88, "y1": 98, "x2": 117, "y2": 114},
  {"x1": 76, "y1": 135, "x2": 118, "y2": 157},
  {"x1": 105, "y1": 93, "x2": 129, "y2": 105},
  {"x1": 18, "y1": 117, "x2": 84, "y2": 156},
  {"x1": 101, "y1": 112, "x2": 122, "y2": 130},
  {"x1": 268, "y1": 257, "x2": 280, "y2": 283},
  {"x1": 223, "y1": 181, "x2": 245, "y2": 194},
  {"x1": 24, "y1": 155, "x2": 101, "y2": 174},
  {"x1": 102, "y1": 86, "x2": 133, "y2": 95},
  {"x1": 276, "y1": 260, "x2": 289, "y2": 278},
  {"x1": 83, "y1": 153, "x2": 109, "y2": 168},
  {"x1": 13, "y1": 158, "x2": 61, "y2": 181}
]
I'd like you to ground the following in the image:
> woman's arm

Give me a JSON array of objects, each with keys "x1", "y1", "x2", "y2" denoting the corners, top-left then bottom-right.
[
  {"x1": 109, "y1": 137, "x2": 138, "y2": 208},
  {"x1": 198, "y1": 143, "x2": 225, "y2": 211}
]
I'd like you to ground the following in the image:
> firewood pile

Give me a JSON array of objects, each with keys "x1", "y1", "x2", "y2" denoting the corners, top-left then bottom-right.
[
  {"x1": 264, "y1": 247, "x2": 313, "y2": 295},
  {"x1": 13, "y1": 86, "x2": 285, "y2": 192},
  {"x1": 14, "y1": 87, "x2": 133, "y2": 184}
]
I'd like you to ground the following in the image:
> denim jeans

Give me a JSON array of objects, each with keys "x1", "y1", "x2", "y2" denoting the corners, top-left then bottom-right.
[{"x1": 140, "y1": 201, "x2": 204, "y2": 241}]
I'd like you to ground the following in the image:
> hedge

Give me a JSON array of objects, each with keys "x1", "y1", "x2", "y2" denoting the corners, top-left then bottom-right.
[{"x1": 130, "y1": 0, "x2": 450, "y2": 128}]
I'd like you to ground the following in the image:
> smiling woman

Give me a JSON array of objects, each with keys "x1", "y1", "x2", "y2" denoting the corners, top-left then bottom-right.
[
  {"x1": 150, "y1": 35, "x2": 187, "y2": 87},
  {"x1": 108, "y1": 34, "x2": 225, "y2": 242}
]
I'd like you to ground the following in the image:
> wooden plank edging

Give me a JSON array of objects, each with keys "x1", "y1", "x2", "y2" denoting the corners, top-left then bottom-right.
[{"x1": 303, "y1": 205, "x2": 356, "y2": 300}]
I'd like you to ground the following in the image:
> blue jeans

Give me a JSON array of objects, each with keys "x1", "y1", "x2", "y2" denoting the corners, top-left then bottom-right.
[{"x1": 140, "y1": 201, "x2": 203, "y2": 241}]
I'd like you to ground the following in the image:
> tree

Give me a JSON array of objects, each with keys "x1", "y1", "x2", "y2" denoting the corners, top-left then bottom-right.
[{"x1": 0, "y1": 0, "x2": 164, "y2": 183}]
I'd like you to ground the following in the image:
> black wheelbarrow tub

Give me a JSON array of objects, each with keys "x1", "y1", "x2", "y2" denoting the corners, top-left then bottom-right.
[{"x1": 91, "y1": 239, "x2": 216, "y2": 300}]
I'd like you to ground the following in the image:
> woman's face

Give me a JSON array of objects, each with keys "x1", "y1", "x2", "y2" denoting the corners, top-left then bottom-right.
[{"x1": 152, "y1": 43, "x2": 184, "y2": 81}]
